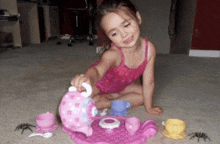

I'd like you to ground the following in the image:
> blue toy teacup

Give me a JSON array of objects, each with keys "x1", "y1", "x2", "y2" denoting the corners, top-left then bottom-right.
[{"x1": 110, "y1": 100, "x2": 131, "y2": 116}]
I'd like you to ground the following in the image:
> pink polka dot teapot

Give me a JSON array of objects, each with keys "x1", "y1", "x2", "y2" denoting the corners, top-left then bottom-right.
[{"x1": 59, "y1": 83, "x2": 98, "y2": 136}]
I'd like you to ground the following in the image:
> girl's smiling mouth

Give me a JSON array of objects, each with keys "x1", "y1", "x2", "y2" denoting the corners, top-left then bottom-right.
[{"x1": 124, "y1": 36, "x2": 134, "y2": 44}]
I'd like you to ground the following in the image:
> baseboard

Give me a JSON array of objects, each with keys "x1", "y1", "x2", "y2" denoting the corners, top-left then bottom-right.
[{"x1": 189, "y1": 49, "x2": 220, "y2": 58}]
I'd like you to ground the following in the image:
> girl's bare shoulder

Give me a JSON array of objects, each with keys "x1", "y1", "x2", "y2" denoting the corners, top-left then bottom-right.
[
  {"x1": 146, "y1": 41, "x2": 156, "y2": 60},
  {"x1": 100, "y1": 46, "x2": 121, "y2": 67}
]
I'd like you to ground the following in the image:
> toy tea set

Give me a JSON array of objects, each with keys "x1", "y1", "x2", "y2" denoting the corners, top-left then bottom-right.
[
  {"x1": 58, "y1": 83, "x2": 158, "y2": 144},
  {"x1": 16, "y1": 83, "x2": 188, "y2": 143}
]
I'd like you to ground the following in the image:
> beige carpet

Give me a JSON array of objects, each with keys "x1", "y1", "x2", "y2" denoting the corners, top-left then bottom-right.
[{"x1": 0, "y1": 41, "x2": 220, "y2": 144}]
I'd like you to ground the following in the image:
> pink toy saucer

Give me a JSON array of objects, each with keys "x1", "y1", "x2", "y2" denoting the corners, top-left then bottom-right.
[
  {"x1": 36, "y1": 124, "x2": 58, "y2": 133},
  {"x1": 62, "y1": 116, "x2": 157, "y2": 144}
]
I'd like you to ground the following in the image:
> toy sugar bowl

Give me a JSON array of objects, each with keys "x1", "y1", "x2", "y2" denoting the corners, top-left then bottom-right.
[
  {"x1": 125, "y1": 117, "x2": 141, "y2": 135},
  {"x1": 59, "y1": 83, "x2": 98, "y2": 137},
  {"x1": 163, "y1": 119, "x2": 187, "y2": 139}
]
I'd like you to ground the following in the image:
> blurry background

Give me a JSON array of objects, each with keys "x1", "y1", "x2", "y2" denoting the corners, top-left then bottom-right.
[{"x1": 0, "y1": 0, "x2": 220, "y2": 55}]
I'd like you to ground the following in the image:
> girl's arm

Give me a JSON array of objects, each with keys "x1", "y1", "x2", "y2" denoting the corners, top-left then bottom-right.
[
  {"x1": 85, "y1": 49, "x2": 118, "y2": 86},
  {"x1": 142, "y1": 41, "x2": 163, "y2": 115},
  {"x1": 71, "y1": 48, "x2": 119, "y2": 90}
]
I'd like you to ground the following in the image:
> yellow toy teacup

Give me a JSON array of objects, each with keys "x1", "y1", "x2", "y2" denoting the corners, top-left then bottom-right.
[{"x1": 163, "y1": 119, "x2": 186, "y2": 139}]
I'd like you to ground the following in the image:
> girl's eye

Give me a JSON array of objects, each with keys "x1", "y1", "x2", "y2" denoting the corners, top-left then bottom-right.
[
  {"x1": 124, "y1": 23, "x2": 130, "y2": 27},
  {"x1": 111, "y1": 32, "x2": 117, "y2": 37}
]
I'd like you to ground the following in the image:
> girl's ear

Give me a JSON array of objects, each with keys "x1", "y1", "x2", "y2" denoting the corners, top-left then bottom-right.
[{"x1": 136, "y1": 11, "x2": 142, "y2": 25}]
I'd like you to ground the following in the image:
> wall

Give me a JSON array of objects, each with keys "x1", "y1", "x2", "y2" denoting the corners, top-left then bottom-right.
[
  {"x1": 131, "y1": 0, "x2": 198, "y2": 54},
  {"x1": 17, "y1": 2, "x2": 40, "y2": 45},
  {"x1": 0, "y1": 0, "x2": 22, "y2": 47},
  {"x1": 131, "y1": 0, "x2": 171, "y2": 54}
]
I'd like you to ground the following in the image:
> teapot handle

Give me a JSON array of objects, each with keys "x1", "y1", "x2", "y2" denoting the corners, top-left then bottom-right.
[{"x1": 68, "y1": 83, "x2": 92, "y2": 98}]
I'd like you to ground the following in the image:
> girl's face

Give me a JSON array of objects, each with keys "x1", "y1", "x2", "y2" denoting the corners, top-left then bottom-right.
[{"x1": 101, "y1": 10, "x2": 142, "y2": 49}]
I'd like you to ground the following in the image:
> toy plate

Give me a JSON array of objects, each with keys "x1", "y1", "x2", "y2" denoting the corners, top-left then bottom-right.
[{"x1": 62, "y1": 116, "x2": 157, "y2": 144}]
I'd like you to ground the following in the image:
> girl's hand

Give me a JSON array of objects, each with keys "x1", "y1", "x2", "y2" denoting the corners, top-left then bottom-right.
[
  {"x1": 71, "y1": 74, "x2": 91, "y2": 91},
  {"x1": 146, "y1": 106, "x2": 163, "y2": 116}
]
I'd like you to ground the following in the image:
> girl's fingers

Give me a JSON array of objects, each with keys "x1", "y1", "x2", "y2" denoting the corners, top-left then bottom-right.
[
  {"x1": 71, "y1": 74, "x2": 91, "y2": 92},
  {"x1": 155, "y1": 108, "x2": 163, "y2": 114},
  {"x1": 71, "y1": 74, "x2": 84, "y2": 87},
  {"x1": 71, "y1": 80, "x2": 74, "y2": 85},
  {"x1": 79, "y1": 76, "x2": 87, "y2": 87},
  {"x1": 147, "y1": 107, "x2": 163, "y2": 116},
  {"x1": 79, "y1": 76, "x2": 89, "y2": 87},
  {"x1": 153, "y1": 110, "x2": 160, "y2": 115},
  {"x1": 153, "y1": 111, "x2": 162, "y2": 116},
  {"x1": 74, "y1": 74, "x2": 84, "y2": 88}
]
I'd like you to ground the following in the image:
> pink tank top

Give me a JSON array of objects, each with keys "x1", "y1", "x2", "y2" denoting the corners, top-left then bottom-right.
[{"x1": 92, "y1": 38, "x2": 148, "y2": 94}]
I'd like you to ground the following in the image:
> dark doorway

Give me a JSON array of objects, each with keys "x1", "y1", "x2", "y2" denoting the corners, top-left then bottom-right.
[
  {"x1": 169, "y1": 0, "x2": 198, "y2": 54},
  {"x1": 38, "y1": 6, "x2": 46, "y2": 42}
]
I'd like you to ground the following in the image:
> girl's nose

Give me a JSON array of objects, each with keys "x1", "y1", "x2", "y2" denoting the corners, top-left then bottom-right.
[{"x1": 121, "y1": 29, "x2": 128, "y2": 38}]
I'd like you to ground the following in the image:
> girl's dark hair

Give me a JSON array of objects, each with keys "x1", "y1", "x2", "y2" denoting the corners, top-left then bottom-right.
[{"x1": 96, "y1": 0, "x2": 138, "y2": 51}]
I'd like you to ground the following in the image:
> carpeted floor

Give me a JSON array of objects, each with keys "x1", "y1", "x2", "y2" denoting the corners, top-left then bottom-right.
[{"x1": 0, "y1": 41, "x2": 220, "y2": 144}]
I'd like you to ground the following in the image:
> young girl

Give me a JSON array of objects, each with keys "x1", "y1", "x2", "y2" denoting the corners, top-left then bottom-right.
[{"x1": 71, "y1": 0, "x2": 163, "y2": 116}]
